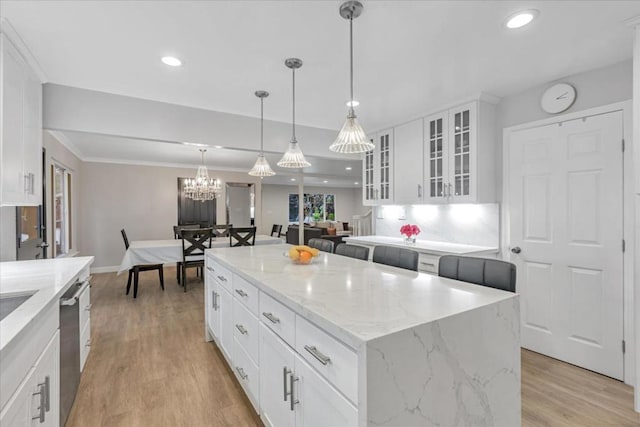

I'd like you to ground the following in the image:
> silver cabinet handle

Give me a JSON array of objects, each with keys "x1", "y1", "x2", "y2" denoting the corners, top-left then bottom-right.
[
  {"x1": 42, "y1": 376, "x2": 50, "y2": 412},
  {"x1": 206, "y1": 266, "x2": 215, "y2": 272},
  {"x1": 289, "y1": 374, "x2": 299, "y2": 411},
  {"x1": 447, "y1": 183, "x2": 452, "y2": 198},
  {"x1": 235, "y1": 366, "x2": 248, "y2": 380},
  {"x1": 417, "y1": 184, "x2": 422, "y2": 198},
  {"x1": 32, "y1": 383, "x2": 45, "y2": 423},
  {"x1": 212, "y1": 290, "x2": 216, "y2": 309},
  {"x1": 283, "y1": 367, "x2": 291, "y2": 402},
  {"x1": 216, "y1": 275, "x2": 227, "y2": 282},
  {"x1": 262, "y1": 312, "x2": 280, "y2": 324},
  {"x1": 30, "y1": 173, "x2": 35, "y2": 195},
  {"x1": 304, "y1": 345, "x2": 331, "y2": 365},
  {"x1": 24, "y1": 174, "x2": 30, "y2": 194},
  {"x1": 235, "y1": 324, "x2": 248, "y2": 335},
  {"x1": 235, "y1": 289, "x2": 248, "y2": 297},
  {"x1": 214, "y1": 291, "x2": 219, "y2": 310}
]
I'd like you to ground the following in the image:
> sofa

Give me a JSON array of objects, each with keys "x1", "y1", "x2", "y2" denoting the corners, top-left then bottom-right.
[{"x1": 286, "y1": 222, "x2": 351, "y2": 246}]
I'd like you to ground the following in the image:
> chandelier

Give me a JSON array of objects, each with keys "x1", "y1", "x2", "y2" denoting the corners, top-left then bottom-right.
[{"x1": 184, "y1": 149, "x2": 222, "y2": 202}]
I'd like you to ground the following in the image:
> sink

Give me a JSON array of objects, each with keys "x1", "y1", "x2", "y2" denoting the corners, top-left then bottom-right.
[{"x1": 0, "y1": 292, "x2": 35, "y2": 322}]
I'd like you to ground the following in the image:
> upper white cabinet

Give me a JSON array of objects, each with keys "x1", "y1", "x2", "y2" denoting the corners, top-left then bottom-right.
[
  {"x1": 362, "y1": 129, "x2": 393, "y2": 206},
  {"x1": 424, "y1": 101, "x2": 496, "y2": 203},
  {"x1": 393, "y1": 119, "x2": 424, "y2": 204},
  {"x1": 1, "y1": 32, "x2": 43, "y2": 206}
]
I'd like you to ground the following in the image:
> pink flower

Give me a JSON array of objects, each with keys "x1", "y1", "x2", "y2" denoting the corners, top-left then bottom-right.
[{"x1": 400, "y1": 224, "x2": 421, "y2": 237}]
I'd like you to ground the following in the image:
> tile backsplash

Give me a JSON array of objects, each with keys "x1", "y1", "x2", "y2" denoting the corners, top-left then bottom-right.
[{"x1": 374, "y1": 203, "x2": 499, "y2": 248}]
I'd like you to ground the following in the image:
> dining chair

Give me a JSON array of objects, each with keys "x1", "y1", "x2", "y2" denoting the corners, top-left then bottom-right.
[
  {"x1": 372, "y1": 245, "x2": 419, "y2": 272},
  {"x1": 271, "y1": 224, "x2": 283, "y2": 238},
  {"x1": 438, "y1": 255, "x2": 516, "y2": 293},
  {"x1": 180, "y1": 228, "x2": 214, "y2": 292},
  {"x1": 173, "y1": 224, "x2": 202, "y2": 284},
  {"x1": 229, "y1": 227, "x2": 257, "y2": 247},
  {"x1": 121, "y1": 229, "x2": 164, "y2": 298},
  {"x1": 212, "y1": 224, "x2": 232, "y2": 238},
  {"x1": 334, "y1": 243, "x2": 369, "y2": 261},
  {"x1": 308, "y1": 238, "x2": 334, "y2": 254}
]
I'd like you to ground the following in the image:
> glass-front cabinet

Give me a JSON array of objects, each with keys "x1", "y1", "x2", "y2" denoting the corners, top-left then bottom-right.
[
  {"x1": 362, "y1": 129, "x2": 394, "y2": 206},
  {"x1": 424, "y1": 102, "x2": 478, "y2": 203}
]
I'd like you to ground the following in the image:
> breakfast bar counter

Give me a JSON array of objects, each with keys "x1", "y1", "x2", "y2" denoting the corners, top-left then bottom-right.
[{"x1": 204, "y1": 244, "x2": 520, "y2": 427}]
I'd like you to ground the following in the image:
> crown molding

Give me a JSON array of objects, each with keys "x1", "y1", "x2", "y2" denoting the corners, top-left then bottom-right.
[
  {"x1": 625, "y1": 15, "x2": 640, "y2": 27},
  {"x1": 47, "y1": 130, "x2": 85, "y2": 161},
  {"x1": 0, "y1": 18, "x2": 47, "y2": 82}
]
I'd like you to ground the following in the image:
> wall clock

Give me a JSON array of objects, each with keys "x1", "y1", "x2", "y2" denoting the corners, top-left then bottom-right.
[{"x1": 541, "y1": 83, "x2": 577, "y2": 114}]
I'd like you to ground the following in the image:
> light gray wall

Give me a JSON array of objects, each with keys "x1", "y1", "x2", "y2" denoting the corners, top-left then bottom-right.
[
  {"x1": 0, "y1": 207, "x2": 16, "y2": 261},
  {"x1": 43, "y1": 84, "x2": 357, "y2": 161},
  {"x1": 495, "y1": 59, "x2": 632, "y2": 199},
  {"x1": 79, "y1": 162, "x2": 263, "y2": 269},
  {"x1": 261, "y1": 184, "x2": 366, "y2": 232}
]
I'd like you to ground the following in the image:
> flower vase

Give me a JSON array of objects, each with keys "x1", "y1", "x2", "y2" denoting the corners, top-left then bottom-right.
[{"x1": 403, "y1": 235, "x2": 416, "y2": 245}]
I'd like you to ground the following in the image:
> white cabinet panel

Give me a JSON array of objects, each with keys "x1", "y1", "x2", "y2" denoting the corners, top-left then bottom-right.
[
  {"x1": 233, "y1": 297, "x2": 260, "y2": 366},
  {"x1": 362, "y1": 129, "x2": 393, "y2": 205},
  {"x1": 205, "y1": 271, "x2": 220, "y2": 339},
  {"x1": 393, "y1": 119, "x2": 424, "y2": 204},
  {"x1": 260, "y1": 292, "x2": 296, "y2": 346},
  {"x1": 233, "y1": 337, "x2": 260, "y2": 413},
  {"x1": 218, "y1": 287, "x2": 234, "y2": 361}
]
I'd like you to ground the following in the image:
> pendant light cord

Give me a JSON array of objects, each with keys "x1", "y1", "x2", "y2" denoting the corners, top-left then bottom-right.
[
  {"x1": 349, "y1": 15, "x2": 354, "y2": 115},
  {"x1": 260, "y1": 97, "x2": 264, "y2": 153},
  {"x1": 292, "y1": 67, "x2": 296, "y2": 141}
]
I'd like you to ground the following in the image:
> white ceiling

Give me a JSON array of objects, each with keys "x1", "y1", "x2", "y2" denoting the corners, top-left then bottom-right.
[
  {"x1": 3, "y1": 0, "x2": 639, "y2": 133},
  {"x1": 53, "y1": 130, "x2": 363, "y2": 188}
]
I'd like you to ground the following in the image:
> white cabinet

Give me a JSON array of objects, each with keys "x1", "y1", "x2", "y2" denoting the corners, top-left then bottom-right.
[
  {"x1": 362, "y1": 129, "x2": 393, "y2": 206},
  {"x1": 260, "y1": 324, "x2": 295, "y2": 427},
  {"x1": 393, "y1": 119, "x2": 424, "y2": 204},
  {"x1": 218, "y1": 287, "x2": 234, "y2": 360},
  {"x1": 205, "y1": 268, "x2": 220, "y2": 339},
  {"x1": 424, "y1": 101, "x2": 496, "y2": 203},
  {"x1": 0, "y1": 331, "x2": 60, "y2": 427},
  {"x1": 78, "y1": 282, "x2": 91, "y2": 372},
  {"x1": 0, "y1": 33, "x2": 42, "y2": 206}
]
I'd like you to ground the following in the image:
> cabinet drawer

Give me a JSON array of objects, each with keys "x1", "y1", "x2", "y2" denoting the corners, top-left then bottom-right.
[
  {"x1": 295, "y1": 317, "x2": 358, "y2": 404},
  {"x1": 207, "y1": 260, "x2": 232, "y2": 291},
  {"x1": 80, "y1": 318, "x2": 91, "y2": 372},
  {"x1": 233, "y1": 274, "x2": 259, "y2": 316},
  {"x1": 233, "y1": 298, "x2": 259, "y2": 365},
  {"x1": 233, "y1": 337, "x2": 259, "y2": 413},
  {"x1": 260, "y1": 292, "x2": 295, "y2": 346},
  {"x1": 418, "y1": 253, "x2": 440, "y2": 274},
  {"x1": 78, "y1": 284, "x2": 91, "y2": 331}
]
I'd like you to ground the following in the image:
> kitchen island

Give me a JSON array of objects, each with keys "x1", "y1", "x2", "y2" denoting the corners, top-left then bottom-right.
[{"x1": 205, "y1": 244, "x2": 519, "y2": 427}]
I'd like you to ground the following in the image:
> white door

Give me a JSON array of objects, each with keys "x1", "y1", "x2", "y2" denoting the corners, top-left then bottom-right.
[
  {"x1": 218, "y1": 287, "x2": 234, "y2": 361},
  {"x1": 259, "y1": 324, "x2": 295, "y2": 427},
  {"x1": 293, "y1": 353, "x2": 357, "y2": 427},
  {"x1": 509, "y1": 111, "x2": 624, "y2": 379}
]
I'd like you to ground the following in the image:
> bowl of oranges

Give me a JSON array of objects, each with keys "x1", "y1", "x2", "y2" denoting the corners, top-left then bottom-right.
[{"x1": 287, "y1": 245, "x2": 320, "y2": 265}]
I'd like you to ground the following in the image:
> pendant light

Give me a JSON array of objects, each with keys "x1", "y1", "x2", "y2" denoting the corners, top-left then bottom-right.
[
  {"x1": 330, "y1": 1, "x2": 374, "y2": 154},
  {"x1": 277, "y1": 58, "x2": 311, "y2": 168},
  {"x1": 249, "y1": 90, "x2": 276, "y2": 177}
]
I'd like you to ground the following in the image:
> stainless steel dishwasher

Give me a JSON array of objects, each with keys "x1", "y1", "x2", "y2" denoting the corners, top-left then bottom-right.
[{"x1": 59, "y1": 278, "x2": 89, "y2": 426}]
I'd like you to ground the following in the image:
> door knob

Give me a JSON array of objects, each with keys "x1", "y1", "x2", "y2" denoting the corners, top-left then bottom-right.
[{"x1": 511, "y1": 247, "x2": 521, "y2": 254}]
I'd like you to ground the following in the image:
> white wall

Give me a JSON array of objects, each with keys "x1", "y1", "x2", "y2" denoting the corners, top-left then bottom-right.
[
  {"x1": 261, "y1": 184, "x2": 365, "y2": 232},
  {"x1": 79, "y1": 162, "x2": 263, "y2": 269},
  {"x1": 0, "y1": 207, "x2": 16, "y2": 261}
]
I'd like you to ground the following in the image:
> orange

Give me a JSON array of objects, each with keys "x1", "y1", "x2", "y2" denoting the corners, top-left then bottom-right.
[{"x1": 298, "y1": 250, "x2": 313, "y2": 264}]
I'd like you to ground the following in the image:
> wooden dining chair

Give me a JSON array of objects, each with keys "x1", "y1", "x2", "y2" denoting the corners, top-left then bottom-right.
[
  {"x1": 438, "y1": 255, "x2": 516, "y2": 293},
  {"x1": 180, "y1": 228, "x2": 214, "y2": 292},
  {"x1": 173, "y1": 224, "x2": 201, "y2": 284},
  {"x1": 372, "y1": 245, "x2": 419, "y2": 272},
  {"x1": 121, "y1": 229, "x2": 164, "y2": 298},
  {"x1": 212, "y1": 224, "x2": 232, "y2": 238},
  {"x1": 271, "y1": 224, "x2": 283, "y2": 238},
  {"x1": 229, "y1": 227, "x2": 257, "y2": 247}
]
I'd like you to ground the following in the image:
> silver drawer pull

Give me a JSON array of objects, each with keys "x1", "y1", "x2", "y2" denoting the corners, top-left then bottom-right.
[
  {"x1": 304, "y1": 345, "x2": 331, "y2": 365},
  {"x1": 235, "y1": 289, "x2": 248, "y2": 297},
  {"x1": 235, "y1": 324, "x2": 248, "y2": 335},
  {"x1": 216, "y1": 275, "x2": 227, "y2": 282},
  {"x1": 207, "y1": 266, "x2": 215, "y2": 272},
  {"x1": 235, "y1": 366, "x2": 248, "y2": 380},
  {"x1": 283, "y1": 367, "x2": 291, "y2": 401},
  {"x1": 262, "y1": 312, "x2": 280, "y2": 324},
  {"x1": 290, "y1": 374, "x2": 299, "y2": 411},
  {"x1": 32, "y1": 382, "x2": 45, "y2": 423}
]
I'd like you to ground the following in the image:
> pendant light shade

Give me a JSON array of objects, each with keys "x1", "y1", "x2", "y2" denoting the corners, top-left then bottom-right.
[
  {"x1": 249, "y1": 90, "x2": 276, "y2": 177},
  {"x1": 330, "y1": 1, "x2": 374, "y2": 154},
  {"x1": 278, "y1": 58, "x2": 311, "y2": 168}
]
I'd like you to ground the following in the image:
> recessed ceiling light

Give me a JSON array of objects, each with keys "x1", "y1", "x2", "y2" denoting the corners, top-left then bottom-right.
[
  {"x1": 183, "y1": 142, "x2": 207, "y2": 147},
  {"x1": 214, "y1": 145, "x2": 223, "y2": 149},
  {"x1": 290, "y1": 178, "x2": 296, "y2": 182},
  {"x1": 346, "y1": 100, "x2": 360, "y2": 107},
  {"x1": 505, "y1": 10, "x2": 539, "y2": 29},
  {"x1": 161, "y1": 56, "x2": 182, "y2": 67},
  {"x1": 323, "y1": 180, "x2": 328, "y2": 183},
  {"x1": 354, "y1": 181, "x2": 359, "y2": 185},
  {"x1": 345, "y1": 166, "x2": 352, "y2": 171}
]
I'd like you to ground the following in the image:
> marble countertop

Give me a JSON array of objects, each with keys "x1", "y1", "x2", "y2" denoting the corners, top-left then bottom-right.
[
  {"x1": 206, "y1": 244, "x2": 515, "y2": 349},
  {"x1": 0, "y1": 256, "x2": 94, "y2": 352},
  {"x1": 343, "y1": 235, "x2": 499, "y2": 256}
]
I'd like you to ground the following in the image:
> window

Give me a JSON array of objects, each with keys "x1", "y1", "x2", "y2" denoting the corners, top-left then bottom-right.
[
  {"x1": 52, "y1": 164, "x2": 71, "y2": 257},
  {"x1": 288, "y1": 193, "x2": 335, "y2": 224}
]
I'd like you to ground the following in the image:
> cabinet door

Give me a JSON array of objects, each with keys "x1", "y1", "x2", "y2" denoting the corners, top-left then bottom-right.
[
  {"x1": 205, "y1": 271, "x2": 220, "y2": 339},
  {"x1": 293, "y1": 353, "x2": 357, "y2": 427},
  {"x1": 1, "y1": 34, "x2": 25, "y2": 205},
  {"x1": 424, "y1": 112, "x2": 449, "y2": 202},
  {"x1": 361, "y1": 136, "x2": 376, "y2": 206},
  {"x1": 33, "y1": 331, "x2": 60, "y2": 427},
  {"x1": 393, "y1": 119, "x2": 424, "y2": 204},
  {"x1": 376, "y1": 129, "x2": 393, "y2": 204},
  {"x1": 218, "y1": 287, "x2": 234, "y2": 361},
  {"x1": 448, "y1": 102, "x2": 477, "y2": 202},
  {"x1": 22, "y1": 67, "x2": 42, "y2": 206},
  {"x1": 0, "y1": 367, "x2": 34, "y2": 427},
  {"x1": 259, "y1": 324, "x2": 295, "y2": 427}
]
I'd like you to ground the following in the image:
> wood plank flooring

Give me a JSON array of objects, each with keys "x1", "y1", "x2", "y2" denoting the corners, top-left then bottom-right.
[{"x1": 67, "y1": 269, "x2": 639, "y2": 427}]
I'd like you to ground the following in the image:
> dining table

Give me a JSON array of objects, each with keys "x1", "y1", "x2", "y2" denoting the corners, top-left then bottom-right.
[{"x1": 118, "y1": 234, "x2": 283, "y2": 274}]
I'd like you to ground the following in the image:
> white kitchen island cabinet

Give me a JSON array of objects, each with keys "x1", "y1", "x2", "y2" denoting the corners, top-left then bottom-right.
[{"x1": 205, "y1": 245, "x2": 520, "y2": 427}]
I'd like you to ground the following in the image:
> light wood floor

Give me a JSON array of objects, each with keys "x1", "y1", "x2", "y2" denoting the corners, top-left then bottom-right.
[{"x1": 67, "y1": 270, "x2": 639, "y2": 427}]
